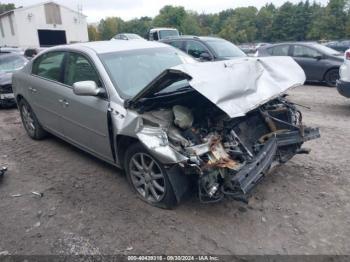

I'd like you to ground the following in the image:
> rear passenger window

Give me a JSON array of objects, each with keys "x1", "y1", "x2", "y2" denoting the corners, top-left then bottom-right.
[
  {"x1": 270, "y1": 45, "x2": 289, "y2": 56},
  {"x1": 64, "y1": 53, "x2": 101, "y2": 87},
  {"x1": 32, "y1": 52, "x2": 65, "y2": 82}
]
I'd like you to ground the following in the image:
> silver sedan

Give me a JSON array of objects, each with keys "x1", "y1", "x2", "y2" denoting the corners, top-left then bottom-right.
[{"x1": 12, "y1": 41, "x2": 319, "y2": 208}]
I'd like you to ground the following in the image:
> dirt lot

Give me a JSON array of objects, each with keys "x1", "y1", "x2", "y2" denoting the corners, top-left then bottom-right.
[{"x1": 0, "y1": 85, "x2": 350, "y2": 255}]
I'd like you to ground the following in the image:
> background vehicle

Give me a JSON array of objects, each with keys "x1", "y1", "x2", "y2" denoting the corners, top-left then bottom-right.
[
  {"x1": 325, "y1": 40, "x2": 350, "y2": 53},
  {"x1": 24, "y1": 48, "x2": 46, "y2": 59},
  {"x1": 257, "y1": 42, "x2": 343, "y2": 86},
  {"x1": 238, "y1": 43, "x2": 256, "y2": 54},
  {"x1": 12, "y1": 41, "x2": 319, "y2": 209},
  {"x1": 0, "y1": 47, "x2": 24, "y2": 55},
  {"x1": 111, "y1": 33, "x2": 146, "y2": 41},
  {"x1": 161, "y1": 36, "x2": 246, "y2": 61},
  {"x1": 337, "y1": 49, "x2": 350, "y2": 98},
  {"x1": 149, "y1": 28, "x2": 179, "y2": 41},
  {"x1": 0, "y1": 53, "x2": 28, "y2": 107}
]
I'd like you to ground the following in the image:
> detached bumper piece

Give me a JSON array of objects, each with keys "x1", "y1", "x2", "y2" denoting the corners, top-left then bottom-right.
[
  {"x1": 276, "y1": 127, "x2": 320, "y2": 146},
  {"x1": 221, "y1": 127, "x2": 320, "y2": 203}
]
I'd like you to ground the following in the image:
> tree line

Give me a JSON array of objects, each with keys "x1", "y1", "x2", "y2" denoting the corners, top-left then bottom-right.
[
  {"x1": 0, "y1": 3, "x2": 15, "y2": 14},
  {"x1": 89, "y1": 0, "x2": 350, "y2": 44},
  {"x1": 1, "y1": 1, "x2": 349, "y2": 44}
]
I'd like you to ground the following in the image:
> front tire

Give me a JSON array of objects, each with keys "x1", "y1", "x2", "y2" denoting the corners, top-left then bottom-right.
[
  {"x1": 18, "y1": 99, "x2": 47, "y2": 140},
  {"x1": 324, "y1": 68, "x2": 339, "y2": 87},
  {"x1": 124, "y1": 142, "x2": 177, "y2": 209}
]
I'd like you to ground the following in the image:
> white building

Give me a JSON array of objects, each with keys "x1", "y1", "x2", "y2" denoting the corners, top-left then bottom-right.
[{"x1": 0, "y1": 1, "x2": 88, "y2": 48}]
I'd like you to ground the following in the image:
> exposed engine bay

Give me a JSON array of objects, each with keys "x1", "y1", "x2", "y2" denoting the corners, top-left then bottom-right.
[{"x1": 138, "y1": 91, "x2": 320, "y2": 203}]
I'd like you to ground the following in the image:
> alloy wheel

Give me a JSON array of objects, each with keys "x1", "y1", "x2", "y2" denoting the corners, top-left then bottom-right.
[
  {"x1": 21, "y1": 103, "x2": 35, "y2": 134},
  {"x1": 129, "y1": 152, "x2": 166, "y2": 203},
  {"x1": 326, "y1": 70, "x2": 339, "y2": 86}
]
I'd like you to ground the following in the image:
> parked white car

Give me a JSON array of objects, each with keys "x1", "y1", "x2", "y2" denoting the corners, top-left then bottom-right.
[{"x1": 337, "y1": 49, "x2": 350, "y2": 98}]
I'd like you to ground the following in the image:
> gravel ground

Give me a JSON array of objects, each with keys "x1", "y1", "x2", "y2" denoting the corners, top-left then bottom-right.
[{"x1": 0, "y1": 85, "x2": 350, "y2": 255}]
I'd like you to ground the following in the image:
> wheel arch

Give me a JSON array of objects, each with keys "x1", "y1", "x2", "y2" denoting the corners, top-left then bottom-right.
[
  {"x1": 16, "y1": 94, "x2": 24, "y2": 104},
  {"x1": 115, "y1": 134, "x2": 139, "y2": 168},
  {"x1": 323, "y1": 66, "x2": 340, "y2": 81}
]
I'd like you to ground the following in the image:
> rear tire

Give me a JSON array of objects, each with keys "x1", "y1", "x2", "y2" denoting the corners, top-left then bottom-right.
[
  {"x1": 324, "y1": 68, "x2": 339, "y2": 87},
  {"x1": 18, "y1": 99, "x2": 47, "y2": 140},
  {"x1": 124, "y1": 142, "x2": 178, "y2": 209}
]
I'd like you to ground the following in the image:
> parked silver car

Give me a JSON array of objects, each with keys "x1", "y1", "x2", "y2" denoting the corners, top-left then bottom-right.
[{"x1": 12, "y1": 41, "x2": 320, "y2": 208}]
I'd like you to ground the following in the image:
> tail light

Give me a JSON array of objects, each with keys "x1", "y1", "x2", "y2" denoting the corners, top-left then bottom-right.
[{"x1": 346, "y1": 51, "x2": 350, "y2": 60}]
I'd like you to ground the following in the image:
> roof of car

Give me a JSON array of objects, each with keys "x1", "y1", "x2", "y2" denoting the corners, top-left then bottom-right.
[
  {"x1": 150, "y1": 28, "x2": 178, "y2": 32},
  {"x1": 261, "y1": 42, "x2": 318, "y2": 48},
  {"x1": 161, "y1": 36, "x2": 224, "y2": 42},
  {"x1": 55, "y1": 41, "x2": 169, "y2": 54}
]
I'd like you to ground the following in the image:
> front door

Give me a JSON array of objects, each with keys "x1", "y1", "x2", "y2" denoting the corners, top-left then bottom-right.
[{"x1": 58, "y1": 52, "x2": 114, "y2": 162}]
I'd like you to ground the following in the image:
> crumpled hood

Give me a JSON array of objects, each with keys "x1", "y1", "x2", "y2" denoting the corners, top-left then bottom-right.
[
  {"x1": 172, "y1": 56, "x2": 305, "y2": 118},
  {"x1": 127, "y1": 56, "x2": 305, "y2": 118}
]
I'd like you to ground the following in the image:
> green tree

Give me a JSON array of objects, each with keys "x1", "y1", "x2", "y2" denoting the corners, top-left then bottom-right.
[
  {"x1": 153, "y1": 5, "x2": 186, "y2": 29},
  {"x1": 180, "y1": 11, "x2": 201, "y2": 35},
  {"x1": 306, "y1": 2, "x2": 324, "y2": 39},
  {"x1": 98, "y1": 17, "x2": 124, "y2": 40},
  {"x1": 256, "y1": 4, "x2": 275, "y2": 42},
  {"x1": 308, "y1": 0, "x2": 349, "y2": 40},
  {"x1": 197, "y1": 13, "x2": 219, "y2": 35},
  {"x1": 88, "y1": 25, "x2": 99, "y2": 41},
  {"x1": 90, "y1": 1, "x2": 350, "y2": 45},
  {"x1": 123, "y1": 17, "x2": 152, "y2": 38},
  {"x1": 218, "y1": 7, "x2": 258, "y2": 43},
  {"x1": 0, "y1": 2, "x2": 15, "y2": 14},
  {"x1": 270, "y1": 2, "x2": 298, "y2": 41}
]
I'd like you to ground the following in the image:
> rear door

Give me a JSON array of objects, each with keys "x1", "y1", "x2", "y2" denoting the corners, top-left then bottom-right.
[
  {"x1": 58, "y1": 51, "x2": 114, "y2": 162},
  {"x1": 29, "y1": 51, "x2": 66, "y2": 136},
  {"x1": 291, "y1": 45, "x2": 324, "y2": 81}
]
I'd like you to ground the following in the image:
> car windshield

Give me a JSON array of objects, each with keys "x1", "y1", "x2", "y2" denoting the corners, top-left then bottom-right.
[
  {"x1": 159, "y1": 30, "x2": 179, "y2": 39},
  {"x1": 0, "y1": 54, "x2": 27, "y2": 73},
  {"x1": 100, "y1": 47, "x2": 195, "y2": 98},
  {"x1": 314, "y1": 44, "x2": 341, "y2": 55},
  {"x1": 206, "y1": 39, "x2": 247, "y2": 58}
]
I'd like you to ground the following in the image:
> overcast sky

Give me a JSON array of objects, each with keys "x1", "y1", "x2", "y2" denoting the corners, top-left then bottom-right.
[{"x1": 6, "y1": 0, "x2": 328, "y2": 22}]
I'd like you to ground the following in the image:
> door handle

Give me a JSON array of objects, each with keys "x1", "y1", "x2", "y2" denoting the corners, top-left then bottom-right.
[
  {"x1": 58, "y1": 99, "x2": 69, "y2": 107},
  {"x1": 28, "y1": 87, "x2": 37, "y2": 93}
]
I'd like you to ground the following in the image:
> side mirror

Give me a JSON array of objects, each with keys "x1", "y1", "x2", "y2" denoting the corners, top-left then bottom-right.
[
  {"x1": 315, "y1": 55, "x2": 323, "y2": 60},
  {"x1": 199, "y1": 52, "x2": 212, "y2": 61},
  {"x1": 73, "y1": 81, "x2": 105, "y2": 97}
]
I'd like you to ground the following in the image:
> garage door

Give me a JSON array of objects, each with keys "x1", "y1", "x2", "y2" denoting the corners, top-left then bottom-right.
[{"x1": 38, "y1": 29, "x2": 67, "y2": 47}]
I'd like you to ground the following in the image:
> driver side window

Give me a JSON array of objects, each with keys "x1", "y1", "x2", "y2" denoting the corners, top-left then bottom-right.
[{"x1": 64, "y1": 53, "x2": 102, "y2": 87}]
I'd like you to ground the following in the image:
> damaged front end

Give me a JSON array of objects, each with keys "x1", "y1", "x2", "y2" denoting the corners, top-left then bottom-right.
[
  {"x1": 135, "y1": 97, "x2": 319, "y2": 203},
  {"x1": 127, "y1": 57, "x2": 320, "y2": 203}
]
